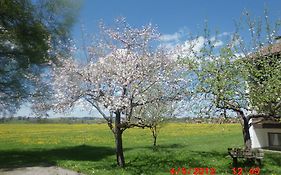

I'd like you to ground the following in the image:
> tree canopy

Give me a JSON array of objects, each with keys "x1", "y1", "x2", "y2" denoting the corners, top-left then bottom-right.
[
  {"x1": 0, "y1": 0, "x2": 81, "y2": 115},
  {"x1": 182, "y1": 12, "x2": 281, "y2": 149},
  {"x1": 43, "y1": 19, "x2": 190, "y2": 167}
]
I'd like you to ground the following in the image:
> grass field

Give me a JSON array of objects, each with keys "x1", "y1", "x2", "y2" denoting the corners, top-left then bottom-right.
[{"x1": 0, "y1": 123, "x2": 280, "y2": 175}]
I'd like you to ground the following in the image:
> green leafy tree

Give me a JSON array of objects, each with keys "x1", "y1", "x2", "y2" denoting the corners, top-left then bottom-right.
[
  {"x1": 237, "y1": 11, "x2": 281, "y2": 117},
  {"x1": 34, "y1": 0, "x2": 82, "y2": 56},
  {"x1": 192, "y1": 46, "x2": 252, "y2": 149},
  {"x1": 0, "y1": 0, "x2": 81, "y2": 115},
  {"x1": 183, "y1": 11, "x2": 281, "y2": 150}
]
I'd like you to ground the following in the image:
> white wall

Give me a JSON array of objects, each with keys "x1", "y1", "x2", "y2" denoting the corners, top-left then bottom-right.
[{"x1": 250, "y1": 126, "x2": 281, "y2": 148}]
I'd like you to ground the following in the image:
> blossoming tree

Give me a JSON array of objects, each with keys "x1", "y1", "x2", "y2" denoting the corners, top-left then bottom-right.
[
  {"x1": 48, "y1": 19, "x2": 189, "y2": 167},
  {"x1": 133, "y1": 85, "x2": 177, "y2": 148}
]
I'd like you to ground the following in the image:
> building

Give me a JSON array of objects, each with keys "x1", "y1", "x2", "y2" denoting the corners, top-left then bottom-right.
[{"x1": 250, "y1": 118, "x2": 281, "y2": 150}]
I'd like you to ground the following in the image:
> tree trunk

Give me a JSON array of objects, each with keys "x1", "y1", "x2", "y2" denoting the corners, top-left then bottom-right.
[
  {"x1": 153, "y1": 135, "x2": 157, "y2": 147},
  {"x1": 242, "y1": 116, "x2": 251, "y2": 150},
  {"x1": 114, "y1": 111, "x2": 125, "y2": 167},
  {"x1": 237, "y1": 111, "x2": 251, "y2": 150},
  {"x1": 152, "y1": 128, "x2": 157, "y2": 147}
]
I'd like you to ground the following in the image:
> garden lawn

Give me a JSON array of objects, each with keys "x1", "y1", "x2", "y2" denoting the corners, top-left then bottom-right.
[{"x1": 0, "y1": 123, "x2": 280, "y2": 175}]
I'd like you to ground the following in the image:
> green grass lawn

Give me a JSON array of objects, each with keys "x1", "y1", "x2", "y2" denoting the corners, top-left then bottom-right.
[{"x1": 0, "y1": 123, "x2": 280, "y2": 175}]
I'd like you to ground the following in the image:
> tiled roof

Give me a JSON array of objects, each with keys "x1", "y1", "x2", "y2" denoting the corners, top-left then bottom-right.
[{"x1": 249, "y1": 42, "x2": 281, "y2": 58}]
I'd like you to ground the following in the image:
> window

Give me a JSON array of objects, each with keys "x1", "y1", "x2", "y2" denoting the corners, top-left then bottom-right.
[{"x1": 268, "y1": 133, "x2": 281, "y2": 148}]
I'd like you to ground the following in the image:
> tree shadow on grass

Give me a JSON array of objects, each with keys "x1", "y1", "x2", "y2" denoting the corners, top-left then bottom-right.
[
  {"x1": 123, "y1": 143, "x2": 186, "y2": 153},
  {"x1": 2, "y1": 143, "x2": 277, "y2": 174},
  {"x1": 92, "y1": 144, "x2": 232, "y2": 175},
  {"x1": 124, "y1": 149, "x2": 230, "y2": 175},
  {"x1": 0, "y1": 145, "x2": 115, "y2": 170}
]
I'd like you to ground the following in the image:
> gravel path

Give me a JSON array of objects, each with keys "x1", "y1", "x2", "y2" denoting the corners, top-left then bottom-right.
[{"x1": 0, "y1": 166, "x2": 83, "y2": 175}]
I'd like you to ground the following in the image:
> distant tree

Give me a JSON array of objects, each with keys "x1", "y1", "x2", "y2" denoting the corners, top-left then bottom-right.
[
  {"x1": 0, "y1": 0, "x2": 81, "y2": 115},
  {"x1": 46, "y1": 19, "x2": 189, "y2": 167},
  {"x1": 134, "y1": 87, "x2": 176, "y2": 148}
]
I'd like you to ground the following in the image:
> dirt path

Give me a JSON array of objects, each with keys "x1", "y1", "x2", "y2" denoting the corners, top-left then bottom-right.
[{"x1": 0, "y1": 166, "x2": 83, "y2": 175}]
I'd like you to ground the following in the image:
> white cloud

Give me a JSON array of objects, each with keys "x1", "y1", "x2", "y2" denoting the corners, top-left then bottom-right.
[
  {"x1": 214, "y1": 40, "x2": 224, "y2": 47},
  {"x1": 159, "y1": 42, "x2": 175, "y2": 50},
  {"x1": 211, "y1": 32, "x2": 229, "y2": 41},
  {"x1": 169, "y1": 36, "x2": 206, "y2": 60},
  {"x1": 208, "y1": 37, "x2": 224, "y2": 47},
  {"x1": 188, "y1": 36, "x2": 205, "y2": 53},
  {"x1": 159, "y1": 28, "x2": 190, "y2": 50},
  {"x1": 160, "y1": 30, "x2": 230, "y2": 60},
  {"x1": 159, "y1": 32, "x2": 181, "y2": 42},
  {"x1": 223, "y1": 32, "x2": 230, "y2": 36},
  {"x1": 234, "y1": 53, "x2": 245, "y2": 58},
  {"x1": 210, "y1": 32, "x2": 230, "y2": 47},
  {"x1": 219, "y1": 32, "x2": 229, "y2": 37}
]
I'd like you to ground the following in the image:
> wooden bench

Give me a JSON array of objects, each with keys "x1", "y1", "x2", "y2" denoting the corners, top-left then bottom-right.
[{"x1": 228, "y1": 148, "x2": 264, "y2": 167}]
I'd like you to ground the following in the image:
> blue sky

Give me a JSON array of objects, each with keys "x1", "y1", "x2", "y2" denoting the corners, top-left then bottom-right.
[
  {"x1": 17, "y1": 0, "x2": 281, "y2": 117},
  {"x1": 72, "y1": 0, "x2": 281, "y2": 47}
]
